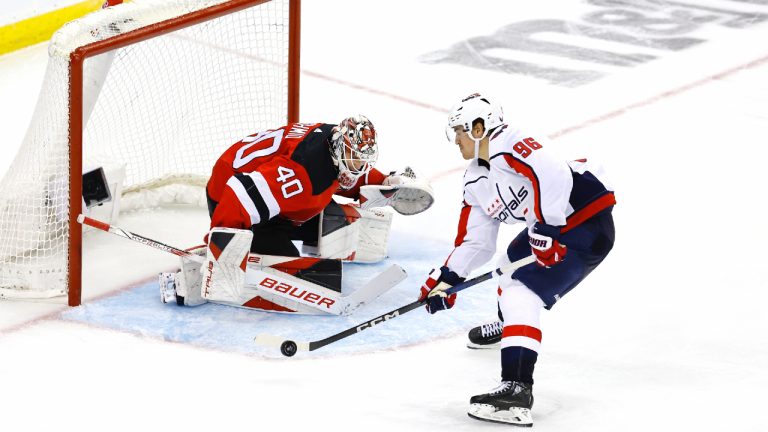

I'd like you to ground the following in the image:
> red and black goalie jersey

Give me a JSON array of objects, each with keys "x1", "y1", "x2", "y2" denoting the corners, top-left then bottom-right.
[{"x1": 206, "y1": 122, "x2": 386, "y2": 231}]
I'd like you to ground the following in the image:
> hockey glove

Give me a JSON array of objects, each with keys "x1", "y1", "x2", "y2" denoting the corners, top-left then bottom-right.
[
  {"x1": 419, "y1": 266, "x2": 465, "y2": 314},
  {"x1": 528, "y1": 222, "x2": 567, "y2": 267}
]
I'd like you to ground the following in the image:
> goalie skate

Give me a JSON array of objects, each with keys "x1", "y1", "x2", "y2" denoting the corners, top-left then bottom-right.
[
  {"x1": 467, "y1": 321, "x2": 502, "y2": 349},
  {"x1": 468, "y1": 381, "x2": 533, "y2": 427},
  {"x1": 159, "y1": 272, "x2": 180, "y2": 305}
]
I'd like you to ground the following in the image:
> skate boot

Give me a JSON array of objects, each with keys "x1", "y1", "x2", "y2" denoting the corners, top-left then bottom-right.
[
  {"x1": 467, "y1": 321, "x2": 503, "y2": 349},
  {"x1": 159, "y1": 272, "x2": 183, "y2": 305},
  {"x1": 468, "y1": 381, "x2": 533, "y2": 427}
]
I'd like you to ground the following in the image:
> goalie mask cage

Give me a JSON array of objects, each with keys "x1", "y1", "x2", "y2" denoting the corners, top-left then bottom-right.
[{"x1": 0, "y1": 0, "x2": 301, "y2": 306}]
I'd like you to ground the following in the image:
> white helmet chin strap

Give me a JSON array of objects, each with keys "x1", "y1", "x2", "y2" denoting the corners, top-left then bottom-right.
[{"x1": 470, "y1": 128, "x2": 488, "y2": 160}]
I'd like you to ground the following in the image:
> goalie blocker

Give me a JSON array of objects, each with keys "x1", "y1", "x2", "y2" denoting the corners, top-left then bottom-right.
[{"x1": 160, "y1": 227, "x2": 406, "y2": 315}]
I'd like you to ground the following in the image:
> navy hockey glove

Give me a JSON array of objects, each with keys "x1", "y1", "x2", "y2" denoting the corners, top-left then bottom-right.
[
  {"x1": 419, "y1": 266, "x2": 465, "y2": 314},
  {"x1": 528, "y1": 222, "x2": 567, "y2": 267}
]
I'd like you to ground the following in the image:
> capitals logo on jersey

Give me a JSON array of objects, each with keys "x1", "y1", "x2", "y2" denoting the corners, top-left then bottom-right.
[{"x1": 486, "y1": 185, "x2": 530, "y2": 224}]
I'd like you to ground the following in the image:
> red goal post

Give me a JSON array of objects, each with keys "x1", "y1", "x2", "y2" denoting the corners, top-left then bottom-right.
[{"x1": 0, "y1": 0, "x2": 301, "y2": 306}]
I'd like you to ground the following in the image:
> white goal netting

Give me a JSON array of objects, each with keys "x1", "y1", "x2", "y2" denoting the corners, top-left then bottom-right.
[{"x1": 0, "y1": 0, "x2": 293, "y2": 300}]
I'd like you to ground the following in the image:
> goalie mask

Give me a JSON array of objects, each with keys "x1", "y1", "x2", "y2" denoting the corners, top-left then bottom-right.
[
  {"x1": 446, "y1": 93, "x2": 503, "y2": 157},
  {"x1": 331, "y1": 115, "x2": 379, "y2": 189}
]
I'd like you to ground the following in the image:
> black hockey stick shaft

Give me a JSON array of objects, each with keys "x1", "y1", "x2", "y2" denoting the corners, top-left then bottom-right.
[
  {"x1": 304, "y1": 255, "x2": 536, "y2": 352},
  {"x1": 307, "y1": 299, "x2": 424, "y2": 351}
]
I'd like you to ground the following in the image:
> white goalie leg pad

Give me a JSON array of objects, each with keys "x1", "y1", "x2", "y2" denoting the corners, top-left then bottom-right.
[
  {"x1": 198, "y1": 250, "x2": 405, "y2": 316},
  {"x1": 199, "y1": 251, "x2": 343, "y2": 315},
  {"x1": 237, "y1": 287, "x2": 333, "y2": 314},
  {"x1": 243, "y1": 258, "x2": 406, "y2": 316},
  {"x1": 316, "y1": 210, "x2": 360, "y2": 261},
  {"x1": 354, "y1": 207, "x2": 392, "y2": 263},
  {"x1": 200, "y1": 228, "x2": 252, "y2": 304},
  {"x1": 241, "y1": 257, "x2": 346, "y2": 315},
  {"x1": 304, "y1": 204, "x2": 393, "y2": 263}
]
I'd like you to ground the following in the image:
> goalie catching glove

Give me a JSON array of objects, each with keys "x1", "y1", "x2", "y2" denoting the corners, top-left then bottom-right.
[
  {"x1": 359, "y1": 166, "x2": 434, "y2": 216},
  {"x1": 419, "y1": 266, "x2": 465, "y2": 314},
  {"x1": 382, "y1": 166, "x2": 418, "y2": 187}
]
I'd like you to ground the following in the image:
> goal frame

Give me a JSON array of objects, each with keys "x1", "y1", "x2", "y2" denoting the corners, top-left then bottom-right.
[{"x1": 66, "y1": 0, "x2": 301, "y2": 306}]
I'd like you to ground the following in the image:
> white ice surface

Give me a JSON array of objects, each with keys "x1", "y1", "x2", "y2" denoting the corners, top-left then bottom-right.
[{"x1": 1, "y1": 1, "x2": 768, "y2": 431}]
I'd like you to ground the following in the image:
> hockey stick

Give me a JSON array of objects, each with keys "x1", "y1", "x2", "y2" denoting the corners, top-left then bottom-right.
[
  {"x1": 254, "y1": 254, "x2": 536, "y2": 357},
  {"x1": 78, "y1": 214, "x2": 205, "y2": 263}
]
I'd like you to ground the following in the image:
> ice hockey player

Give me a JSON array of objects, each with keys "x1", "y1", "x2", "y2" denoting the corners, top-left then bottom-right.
[
  {"x1": 418, "y1": 94, "x2": 616, "y2": 426},
  {"x1": 160, "y1": 116, "x2": 433, "y2": 315}
]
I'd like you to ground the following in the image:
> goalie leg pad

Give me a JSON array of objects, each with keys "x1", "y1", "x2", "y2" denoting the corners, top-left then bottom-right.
[
  {"x1": 200, "y1": 228, "x2": 252, "y2": 304},
  {"x1": 354, "y1": 207, "x2": 392, "y2": 263},
  {"x1": 302, "y1": 203, "x2": 393, "y2": 263},
  {"x1": 243, "y1": 255, "x2": 345, "y2": 315},
  {"x1": 316, "y1": 204, "x2": 360, "y2": 261}
]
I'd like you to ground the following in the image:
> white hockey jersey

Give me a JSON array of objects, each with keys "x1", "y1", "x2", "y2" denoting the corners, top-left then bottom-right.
[{"x1": 444, "y1": 124, "x2": 616, "y2": 278}]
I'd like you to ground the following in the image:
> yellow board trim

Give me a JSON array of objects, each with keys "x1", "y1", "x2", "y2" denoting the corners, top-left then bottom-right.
[{"x1": 0, "y1": 0, "x2": 105, "y2": 56}]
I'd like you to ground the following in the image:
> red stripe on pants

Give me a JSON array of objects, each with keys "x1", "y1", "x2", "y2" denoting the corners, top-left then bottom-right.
[{"x1": 502, "y1": 325, "x2": 542, "y2": 342}]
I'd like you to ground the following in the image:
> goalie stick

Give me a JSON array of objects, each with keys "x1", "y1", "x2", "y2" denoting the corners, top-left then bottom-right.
[
  {"x1": 78, "y1": 214, "x2": 406, "y2": 314},
  {"x1": 254, "y1": 254, "x2": 536, "y2": 357},
  {"x1": 78, "y1": 214, "x2": 205, "y2": 263}
]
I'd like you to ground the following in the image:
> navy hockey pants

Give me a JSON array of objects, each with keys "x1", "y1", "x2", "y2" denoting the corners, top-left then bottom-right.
[{"x1": 506, "y1": 208, "x2": 615, "y2": 309}]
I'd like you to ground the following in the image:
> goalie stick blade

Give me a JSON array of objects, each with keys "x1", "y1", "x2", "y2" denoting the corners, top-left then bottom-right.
[{"x1": 340, "y1": 264, "x2": 407, "y2": 316}]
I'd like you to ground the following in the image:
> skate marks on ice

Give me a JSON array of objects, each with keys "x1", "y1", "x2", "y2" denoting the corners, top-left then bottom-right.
[{"x1": 59, "y1": 231, "x2": 504, "y2": 358}]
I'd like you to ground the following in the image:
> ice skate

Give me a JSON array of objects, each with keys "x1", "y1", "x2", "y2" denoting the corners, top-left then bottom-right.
[
  {"x1": 467, "y1": 321, "x2": 502, "y2": 349},
  {"x1": 159, "y1": 272, "x2": 180, "y2": 305},
  {"x1": 468, "y1": 381, "x2": 533, "y2": 427}
]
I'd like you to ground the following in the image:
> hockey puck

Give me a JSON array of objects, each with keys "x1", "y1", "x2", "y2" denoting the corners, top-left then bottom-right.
[{"x1": 280, "y1": 340, "x2": 298, "y2": 357}]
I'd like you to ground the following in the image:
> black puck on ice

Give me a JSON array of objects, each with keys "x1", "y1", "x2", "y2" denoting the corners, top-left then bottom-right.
[{"x1": 280, "y1": 340, "x2": 298, "y2": 357}]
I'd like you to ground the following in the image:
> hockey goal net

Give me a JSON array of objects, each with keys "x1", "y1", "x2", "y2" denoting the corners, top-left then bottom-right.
[{"x1": 0, "y1": 0, "x2": 300, "y2": 305}]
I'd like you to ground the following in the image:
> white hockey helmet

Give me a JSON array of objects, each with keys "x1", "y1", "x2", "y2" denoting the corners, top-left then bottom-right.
[
  {"x1": 331, "y1": 115, "x2": 378, "y2": 189},
  {"x1": 445, "y1": 93, "x2": 504, "y2": 144}
]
